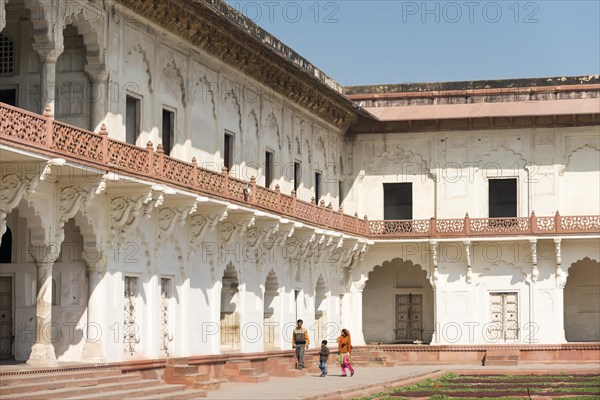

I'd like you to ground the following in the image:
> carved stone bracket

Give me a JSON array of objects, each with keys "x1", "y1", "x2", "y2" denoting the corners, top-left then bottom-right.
[
  {"x1": 218, "y1": 221, "x2": 241, "y2": 245},
  {"x1": 464, "y1": 240, "x2": 473, "y2": 284},
  {"x1": 58, "y1": 181, "x2": 106, "y2": 243},
  {"x1": 529, "y1": 239, "x2": 539, "y2": 283},
  {"x1": 157, "y1": 201, "x2": 198, "y2": 242},
  {"x1": 275, "y1": 221, "x2": 295, "y2": 246},
  {"x1": 429, "y1": 240, "x2": 439, "y2": 287},
  {"x1": 110, "y1": 192, "x2": 155, "y2": 246},
  {"x1": 238, "y1": 215, "x2": 256, "y2": 238},
  {"x1": 300, "y1": 233, "x2": 317, "y2": 259},
  {"x1": 554, "y1": 238, "x2": 566, "y2": 288},
  {"x1": 0, "y1": 159, "x2": 65, "y2": 241}
]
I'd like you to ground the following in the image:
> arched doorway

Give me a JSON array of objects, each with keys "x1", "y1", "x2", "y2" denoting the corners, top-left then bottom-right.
[
  {"x1": 363, "y1": 258, "x2": 434, "y2": 344},
  {"x1": 564, "y1": 257, "x2": 600, "y2": 342},
  {"x1": 263, "y1": 270, "x2": 280, "y2": 350},
  {"x1": 220, "y1": 263, "x2": 240, "y2": 352},
  {"x1": 314, "y1": 275, "x2": 327, "y2": 343}
]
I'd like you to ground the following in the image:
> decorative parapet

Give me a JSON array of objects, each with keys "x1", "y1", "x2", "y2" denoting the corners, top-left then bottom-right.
[
  {"x1": 1, "y1": 103, "x2": 599, "y2": 240},
  {"x1": 369, "y1": 213, "x2": 600, "y2": 239}
]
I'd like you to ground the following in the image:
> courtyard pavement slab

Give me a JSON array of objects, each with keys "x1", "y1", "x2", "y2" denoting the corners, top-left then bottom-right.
[{"x1": 205, "y1": 363, "x2": 600, "y2": 399}]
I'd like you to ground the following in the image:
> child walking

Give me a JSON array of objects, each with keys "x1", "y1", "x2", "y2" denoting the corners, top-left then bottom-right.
[{"x1": 319, "y1": 340, "x2": 329, "y2": 377}]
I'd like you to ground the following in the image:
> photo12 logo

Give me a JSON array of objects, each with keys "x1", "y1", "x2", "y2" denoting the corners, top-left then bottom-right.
[
  {"x1": 230, "y1": 1, "x2": 340, "y2": 24},
  {"x1": 401, "y1": 1, "x2": 540, "y2": 24}
]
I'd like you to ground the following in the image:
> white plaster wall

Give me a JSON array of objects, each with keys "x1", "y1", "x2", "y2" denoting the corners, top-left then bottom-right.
[
  {"x1": 347, "y1": 127, "x2": 600, "y2": 220},
  {"x1": 102, "y1": 6, "x2": 346, "y2": 206}
]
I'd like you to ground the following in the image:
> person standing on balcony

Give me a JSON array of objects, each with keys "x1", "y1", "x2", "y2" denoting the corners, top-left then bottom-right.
[{"x1": 292, "y1": 319, "x2": 310, "y2": 370}]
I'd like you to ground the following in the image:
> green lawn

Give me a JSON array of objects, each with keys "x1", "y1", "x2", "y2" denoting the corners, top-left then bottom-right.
[{"x1": 355, "y1": 372, "x2": 600, "y2": 400}]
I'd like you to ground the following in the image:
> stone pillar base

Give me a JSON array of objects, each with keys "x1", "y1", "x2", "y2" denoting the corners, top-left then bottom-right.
[
  {"x1": 82, "y1": 342, "x2": 106, "y2": 363},
  {"x1": 26, "y1": 343, "x2": 57, "y2": 367}
]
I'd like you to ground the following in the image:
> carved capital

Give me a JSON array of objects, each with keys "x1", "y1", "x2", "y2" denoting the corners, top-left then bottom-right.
[
  {"x1": 352, "y1": 277, "x2": 368, "y2": 292},
  {"x1": 33, "y1": 43, "x2": 64, "y2": 63},
  {"x1": 28, "y1": 244, "x2": 60, "y2": 265}
]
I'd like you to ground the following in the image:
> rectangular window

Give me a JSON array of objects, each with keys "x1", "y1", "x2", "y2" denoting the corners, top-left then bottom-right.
[
  {"x1": 0, "y1": 88, "x2": 17, "y2": 106},
  {"x1": 162, "y1": 109, "x2": 174, "y2": 156},
  {"x1": 265, "y1": 151, "x2": 274, "y2": 188},
  {"x1": 383, "y1": 183, "x2": 413, "y2": 220},
  {"x1": 315, "y1": 172, "x2": 322, "y2": 204},
  {"x1": 125, "y1": 95, "x2": 140, "y2": 145},
  {"x1": 224, "y1": 132, "x2": 234, "y2": 171},
  {"x1": 293, "y1": 162, "x2": 301, "y2": 192},
  {"x1": 489, "y1": 179, "x2": 517, "y2": 218}
]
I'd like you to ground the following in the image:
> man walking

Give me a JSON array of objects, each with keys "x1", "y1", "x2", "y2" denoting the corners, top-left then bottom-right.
[{"x1": 292, "y1": 319, "x2": 310, "y2": 370}]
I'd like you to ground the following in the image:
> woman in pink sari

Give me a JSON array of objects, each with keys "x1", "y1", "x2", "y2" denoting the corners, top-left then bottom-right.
[{"x1": 336, "y1": 328, "x2": 354, "y2": 377}]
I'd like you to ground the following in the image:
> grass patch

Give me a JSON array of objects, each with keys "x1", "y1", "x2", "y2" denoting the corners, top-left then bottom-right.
[{"x1": 353, "y1": 372, "x2": 600, "y2": 400}]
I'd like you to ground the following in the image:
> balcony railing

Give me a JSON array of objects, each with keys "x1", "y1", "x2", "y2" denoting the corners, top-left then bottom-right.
[
  {"x1": 368, "y1": 213, "x2": 600, "y2": 239},
  {"x1": 1, "y1": 103, "x2": 599, "y2": 240}
]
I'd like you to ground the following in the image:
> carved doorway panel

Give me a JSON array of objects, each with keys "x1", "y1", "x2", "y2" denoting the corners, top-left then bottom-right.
[
  {"x1": 395, "y1": 294, "x2": 423, "y2": 342},
  {"x1": 160, "y1": 278, "x2": 173, "y2": 356},
  {"x1": 220, "y1": 312, "x2": 240, "y2": 352},
  {"x1": 489, "y1": 292, "x2": 519, "y2": 341},
  {"x1": 123, "y1": 276, "x2": 140, "y2": 355},
  {"x1": 0, "y1": 277, "x2": 13, "y2": 358},
  {"x1": 263, "y1": 271, "x2": 279, "y2": 350}
]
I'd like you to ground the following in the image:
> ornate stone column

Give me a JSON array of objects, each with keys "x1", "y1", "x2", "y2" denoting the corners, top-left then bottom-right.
[
  {"x1": 82, "y1": 264, "x2": 106, "y2": 362},
  {"x1": 350, "y1": 278, "x2": 367, "y2": 346},
  {"x1": 26, "y1": 245, "x2": 59, "y2": 366},
  {"x1": 0, "y1": 0, "x2": 7, "y2": 32},
  {"x1": 553, "y1": 238, "x2": 567, "y2": 343},
  {"x1": 86, "y1": 67, "x2": 109, "y2": 132},
  {"x1": 33, "y1": 44, "x2": 64, "y2": 117}
]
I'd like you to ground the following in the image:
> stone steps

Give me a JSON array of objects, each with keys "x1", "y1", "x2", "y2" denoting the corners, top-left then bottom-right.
[
  {"x1": 485, "y1": 349, "x2": 520, "y2": 366},
  {"x1": 1, "y1": 377, "x2": 162, "y2": 400},
  {"x1": 164, "y1": 358, "x2": 222, "y2": 391},
  {"x1": 135, "y1": 390, "x2": 208, "y2": 400},
  {"x1": 64, "y1": 382, "x2": 198, "y2": 399},
  {"x1": 0, "y1": 370, "x2": 207, "y2": 400},
  {"x1": 0, "y1": 373, "x2": 140, "y2": 395},
  {"x1": 265, "y1": 356, "x2": 306, "y2": 376},
  {"x1": 0, "y1": 369, "x2": 123, "y2": 386},
  {"x1": 223, "y1": 360, "x2": 269, "y2": 383}
]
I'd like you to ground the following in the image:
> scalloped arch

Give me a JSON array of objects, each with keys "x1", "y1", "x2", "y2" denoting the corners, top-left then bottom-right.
[
  {"x1": 478, "y1": 145, "x2": 528, "y2": 169},
  {"x1": 565, "y1": 144, "x2": 600, "y2": 170}
]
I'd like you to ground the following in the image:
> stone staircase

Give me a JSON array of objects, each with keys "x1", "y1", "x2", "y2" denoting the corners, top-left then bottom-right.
[
  {"x1": 265, "y1": 357, "x2": 304, "y2": 377},
  {"x1": 350, "y1": 350, "x2": 371, "y2": 367},
  {"x1": 0, "y1": 368, "x2": 206, "y2": 400},
  {"x1": 484, "y1": 348, "x2": 520, "y2": 366},
  {"x1": 223, "y1": 360, "x2": 269, "y2": 383},
  {"x1": 164, "y1": 358, "x2": 224, "y2": 391},
  {"x1": 367, "y1": 350, "x2": 398, "y2": 367}
]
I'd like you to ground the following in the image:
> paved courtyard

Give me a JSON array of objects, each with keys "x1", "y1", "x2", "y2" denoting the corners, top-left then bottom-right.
[{"x1": 206, "y1": 363, "x2": 600, "y2": 399}]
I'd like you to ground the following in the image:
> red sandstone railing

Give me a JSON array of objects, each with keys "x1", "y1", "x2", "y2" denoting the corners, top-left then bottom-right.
[
  {"x1": 368, "y1": 213, "x2": 600, "y2": 239},
  {"x1": 1, "y1": 103, "x2": 599, "y2": 240}
]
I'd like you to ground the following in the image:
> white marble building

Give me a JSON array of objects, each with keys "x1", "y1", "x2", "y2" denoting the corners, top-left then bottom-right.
[{"x1": 0, "y1": 0, "x2": 598, "y2": 367}]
